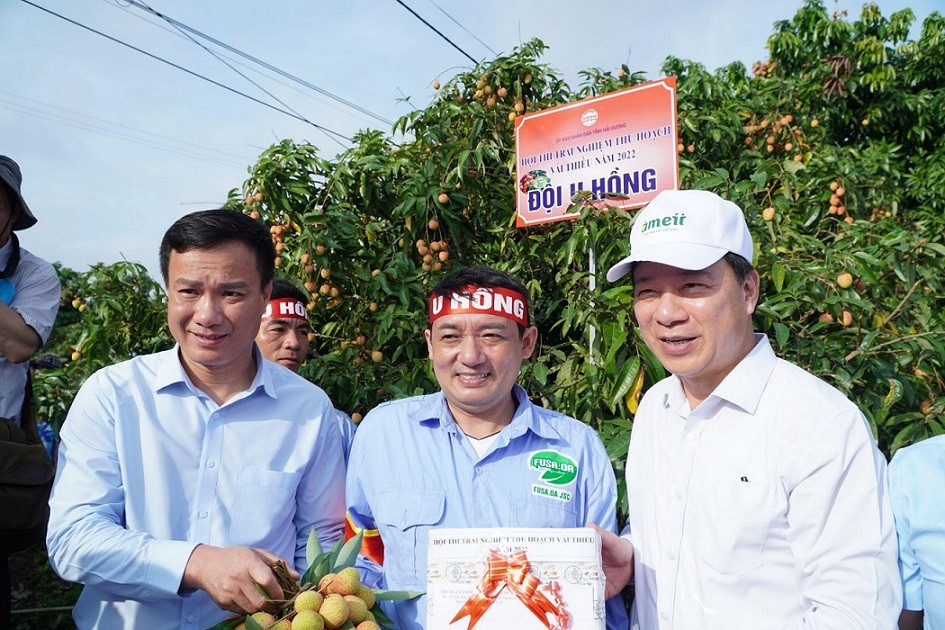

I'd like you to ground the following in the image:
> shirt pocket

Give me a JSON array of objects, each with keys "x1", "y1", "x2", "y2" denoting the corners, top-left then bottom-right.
[
  {"x1": 230, "y1": 465, "x2": 300, "y2": 547},
  {"x1": 698, "y1": 479, "x2": 776, "y2": 575},
  {"x1": 510, "y1": 497, "x2": 580, "y2": 528},
  {"x1": 376, "y1": 488, "x2": 446, "y2": 586}
]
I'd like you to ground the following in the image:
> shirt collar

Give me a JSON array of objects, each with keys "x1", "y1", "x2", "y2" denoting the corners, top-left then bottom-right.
[
  {"x1": 153, "y1": 344, "x2": 276, "y2": 401},
  {"x1": 661, "y1": 333, "x2": 776, "y2": 415},
  {"x1": 414, "y1": 384, "x2": 557, "y2": 440}
]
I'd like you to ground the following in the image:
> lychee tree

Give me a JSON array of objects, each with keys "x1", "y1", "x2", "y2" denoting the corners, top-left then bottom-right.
[{"x1": 42, "y1": 2, "x2": 945, "y2": 510}]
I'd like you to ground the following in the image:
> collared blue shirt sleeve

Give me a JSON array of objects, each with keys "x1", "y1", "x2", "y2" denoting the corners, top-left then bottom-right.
[{"x1": 889, "y1": 434, "x2": 945, "y2": 622}]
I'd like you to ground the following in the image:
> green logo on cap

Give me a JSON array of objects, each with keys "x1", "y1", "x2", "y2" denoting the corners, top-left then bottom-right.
[
  {"x1": 529, "y1": 450, "x2": 578, "y2": 486},
  {"x1": 641, "y1": 212, "x2": 687, "y2": 232}
]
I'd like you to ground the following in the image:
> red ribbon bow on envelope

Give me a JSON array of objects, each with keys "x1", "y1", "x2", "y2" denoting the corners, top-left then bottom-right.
[{"x1": 451, "y1": 550, "x2": 561, "y2": 629}]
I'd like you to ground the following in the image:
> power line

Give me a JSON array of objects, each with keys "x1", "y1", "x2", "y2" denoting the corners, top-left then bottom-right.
[
  {"x1": 96, "y1": 0, "x2": 383, "y2": 129},
  {"x1": 0, "y1": 88, "x2": 251, "y2": 165},
  {"x1": 120, "y1": 0, "x2": 394, "y2": 127},
  {"x1": 421, "y1": 0, "x2": 496, "y2": 56},
  {"x1": 131, "y1": 0, "x2": 340, "y2": 149},
  {"x1": 0, "y1": 100, "x2": 248, "y2": 169},
  {"x1": 18, "y1": 0, "x2": 352, "y2": 147},
  {"x1": 393, "y1": 0, "x2": 479, "y2": 65}
]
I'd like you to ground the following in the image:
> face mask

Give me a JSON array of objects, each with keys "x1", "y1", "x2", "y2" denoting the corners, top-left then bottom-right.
[{"x1": 0, "y1": 277, "x2": 14, "y2": 306}]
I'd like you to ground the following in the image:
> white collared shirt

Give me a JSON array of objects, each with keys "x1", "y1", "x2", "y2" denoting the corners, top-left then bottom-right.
[{"x1": 625, "y1": 334, "x2": 900, "y2": 629}]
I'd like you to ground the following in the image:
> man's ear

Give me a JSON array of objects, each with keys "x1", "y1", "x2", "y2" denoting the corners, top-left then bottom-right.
[
  {"x1": 521, "y1": 326, "x2": 538, "y2": 359},
  {"x1": 744, "y1": 269, "x2": 761, "y2": 315}
]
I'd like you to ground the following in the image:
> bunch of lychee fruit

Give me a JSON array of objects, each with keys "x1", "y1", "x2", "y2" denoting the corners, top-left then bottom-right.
[{"x1": 233, "y1": 567, "x2": 380, "y2": 630}]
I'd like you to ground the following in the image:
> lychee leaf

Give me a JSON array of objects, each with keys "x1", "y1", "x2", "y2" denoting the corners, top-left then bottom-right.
[
  {"x1": 300, "y1": 551, "x2": 330, "y2": 587},
  {"x1": 326, "y1": 536, "x2": 346, "y2": 568},
  {"x1": 204, "y1": 616, "x2": 245, "y2": 630},
  {"x1": 245, "y1": 616, "x2": 265, "y2": 630},
  {"x1": 373, "y1": 589, "x2": 425, "y2": 600},
  {"x1": 370, "y1": 604, "x2": 396, "y2": 628},
  {"x1": 252, "y1": 580, "x2": 273, "y2": 602},
  {"x1": 306, "y1": 528, "x2": 322, "y2": 568},
  {"x1": 334, "y1": 530, "x2": 363, "y2": 570}
]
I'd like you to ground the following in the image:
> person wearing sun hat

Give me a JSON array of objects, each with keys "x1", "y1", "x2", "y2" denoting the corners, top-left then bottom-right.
[
  {"x1": 0, "y1": 155, "x2": 60, "y2": 427},
  {"x1": 0, "y1": 155, "x2": 60, "y2": 628},
  {"x1": 594, "y1": 189, "x2": 900, "y2": 627}
]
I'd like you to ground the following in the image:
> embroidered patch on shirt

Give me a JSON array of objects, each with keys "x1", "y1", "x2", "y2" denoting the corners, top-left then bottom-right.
[{"x1": 529, "y1": 450, "x2": 578, "y2": 501}]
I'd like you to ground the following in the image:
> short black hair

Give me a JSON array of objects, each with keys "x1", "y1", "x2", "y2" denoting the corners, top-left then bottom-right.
[
  {"x1": 429, "y1": 265, "x2": 531, "y2": 335},
  {"x1": 722, "y1": 252, "x2": 754, "y2": 282},
  {"x1": 629, "y1": 252, "x2": 754, "y2": 284},
  {"x1": 159, "y1": 209, "x2": 274, "y2": 290},
  {"x1": 270, "y1": 278, "x2": 308, "y2": 304}
]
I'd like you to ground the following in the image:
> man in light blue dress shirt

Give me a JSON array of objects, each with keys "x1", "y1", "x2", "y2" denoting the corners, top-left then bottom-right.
[
  {"x1": 346, "y1": 265, "x2": 629, "y2": 630},
  {"x1": 47, "y1": 209, "x2": 347, "y2": 629},
  {"x1": 890, "y1": 434, "x2": 945, "y2": 630}
]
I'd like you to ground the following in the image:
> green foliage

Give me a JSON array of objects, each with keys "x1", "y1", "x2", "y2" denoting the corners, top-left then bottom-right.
[
  {"x1": 44, "y1": 4, "x2": 945, "y2": 504},
  {"x1": 37, "y1": 261, "x2": 171, "y2": 430}
]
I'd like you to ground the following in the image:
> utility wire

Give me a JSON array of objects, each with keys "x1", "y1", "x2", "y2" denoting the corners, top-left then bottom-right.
[
  {"x1": 0, "y1": 100, "x2": 247, "y2": 168},
  {"x1": 130, "y1": 0, "x2": 346, "y2": 150},
  {"x1": 421, "y1": 0, "x2": 496, "y2": 56},
  {"x1": 0, "y1": 88, "x2": 251, "y2": 165},
  {"x1": 392, "y1": 0, "x2": 479, "y2": 65},
  {"x1": 18, "y1": 0, "x2": 352, "y2": 145},
  {"x1": 97, "y1": 0, "x2": 382, "y2": 129},
  {"x1": 120, "y1": 0, "x2": 394, "y2": 127}
]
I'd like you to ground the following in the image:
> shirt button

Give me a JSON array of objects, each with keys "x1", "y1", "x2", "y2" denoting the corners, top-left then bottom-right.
[
  {"x1": 661, "y1": 611, "x2": 669, "y2": 621},
  {"x1": 675, "y1": 491, "x2": 683, "y2": 500},
  {"x1": 186, "y1": 614, "x2": 195, "y2": 623},
  {"x1": 668, "y1": 551, "x2": 676, "y2": 560},
  {"x1": 199, "y1": 510, "x2": 208, "y2": 518},
  {"x1": 475, "y1": 467, "x2": 482, "y2": 474},
  {"x1": 207, "y1": 461, "x2": 216, "y2": 469},
  {"x1": 212, "y1": 412, "x2": 220, "y2": 419},
  {"x1": 686, "y1": 432, "x2": 696, "y2": 441}
]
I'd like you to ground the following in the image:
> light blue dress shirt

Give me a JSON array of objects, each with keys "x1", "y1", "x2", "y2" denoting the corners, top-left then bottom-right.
[
  {"x1": 346, "y1": 384, "x2": 629, "y2": 630},
  {"x1": 890, "y1": 433, "x2": 945, "y2": 628},
  {"x1": 47, "y1": 346, "x2": 346, "y2": 629}
]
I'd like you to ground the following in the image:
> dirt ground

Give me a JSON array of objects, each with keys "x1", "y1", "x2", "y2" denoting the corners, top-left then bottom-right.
[{"x1": 7, "y1": 544, "x2": 79, "y2": 629}]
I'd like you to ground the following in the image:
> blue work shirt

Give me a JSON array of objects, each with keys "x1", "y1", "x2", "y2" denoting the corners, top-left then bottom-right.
[
  {"x1": 346, "y1": 384, "x2": 629, "y2": 630},
  {"x1": 47, "y1": 346, "x2": 346, "y2": 629},
  {"x1": 890, "y1": 434, "x2": 945, "y2": 628}
]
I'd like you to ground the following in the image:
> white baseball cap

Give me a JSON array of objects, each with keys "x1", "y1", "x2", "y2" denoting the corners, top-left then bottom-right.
[{"x1": 606, "y1": 189, "x2": 753, "y2": 282}]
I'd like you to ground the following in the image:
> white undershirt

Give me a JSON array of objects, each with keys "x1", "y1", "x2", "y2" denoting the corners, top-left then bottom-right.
[{"x1": 465, "y1": 432, "x2": 500, "y2": 457}]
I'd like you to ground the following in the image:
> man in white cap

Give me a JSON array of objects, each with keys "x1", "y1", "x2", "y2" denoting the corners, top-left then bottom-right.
[{"x1": 595, "y1": 189, "x2": 900, "y2": 627}]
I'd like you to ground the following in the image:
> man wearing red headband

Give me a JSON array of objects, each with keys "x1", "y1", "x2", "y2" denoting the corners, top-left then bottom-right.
[
  {"x1": 256, "y1": 279, "x2": 356, "y2": 463},
  {"x1": 346, "y1": 265, "x2": 628, "y2": 630}
]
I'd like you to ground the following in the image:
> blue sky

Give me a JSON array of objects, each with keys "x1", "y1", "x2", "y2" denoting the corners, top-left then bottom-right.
[{"x1": 2, "y1": 0, "x2": 937, "y2": 281}]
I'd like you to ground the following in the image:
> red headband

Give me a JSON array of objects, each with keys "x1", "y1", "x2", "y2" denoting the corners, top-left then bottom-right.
[
  {"x1": 262, "y1": 297, "x2": 307, "y2": 321},
  {"x1": 428, "y1": 285, "x2": 529, "y2": 327}
]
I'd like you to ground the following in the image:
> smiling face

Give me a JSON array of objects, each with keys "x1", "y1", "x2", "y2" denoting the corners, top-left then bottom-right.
[
  {"x1": 257, "y1": 317, "x2": 310, "y2": 372},
  {"x1": 425, "y1": 313, "x2": 538, "y2": 427},
  {"x1": 632, "y1": 259, "x2": 759, "y2": 407},
  {"x1": 166, "y1": 241, "x2": 270, "y2": 383}
]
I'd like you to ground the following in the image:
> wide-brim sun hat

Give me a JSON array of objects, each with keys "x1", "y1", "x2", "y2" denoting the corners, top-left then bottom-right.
[{"x1": 0, "y1": 155, "x2": 38, "y2": 230}]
